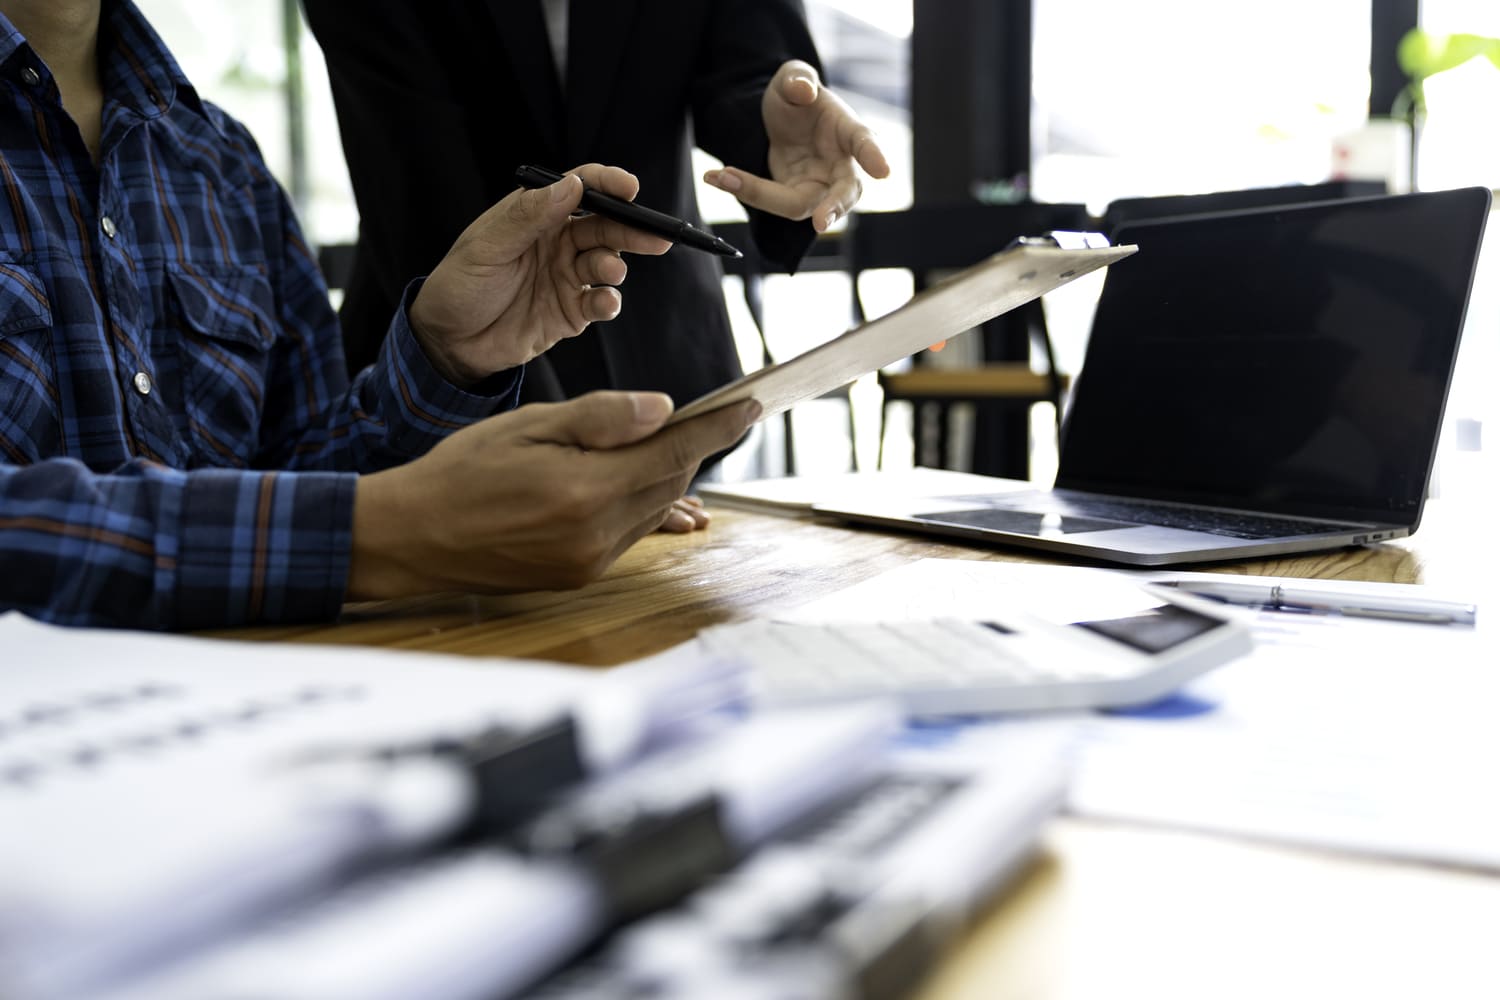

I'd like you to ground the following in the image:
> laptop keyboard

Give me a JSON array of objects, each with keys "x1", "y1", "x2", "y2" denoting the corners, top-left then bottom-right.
[{"x1": 928, "y1": 492, "x2": 1367, "y2": 540}]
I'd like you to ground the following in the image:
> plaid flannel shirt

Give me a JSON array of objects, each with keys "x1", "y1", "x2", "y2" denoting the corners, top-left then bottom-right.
[{"x1": 0, "y1": 1, "x2": 519, "y2": 629}]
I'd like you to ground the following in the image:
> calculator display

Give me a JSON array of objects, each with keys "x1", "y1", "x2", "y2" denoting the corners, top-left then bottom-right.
[{"x1": 1072, "y1": 603, "x2": 1223, "y2": 654}]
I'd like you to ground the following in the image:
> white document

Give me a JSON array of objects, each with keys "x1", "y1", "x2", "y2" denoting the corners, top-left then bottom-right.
[
  {"x1": 774, "y1": 559, "x2": 1500, "y2": 870},
  {"x1": 668, "y1": 241, "x2": 1135, "y2": 423},
  {"x1": 1066, "y1": 598, "x2": 1500, "y2": 871},
  {"x1": 0, "y1": 613, "x2": 736, "y2": 1000}
]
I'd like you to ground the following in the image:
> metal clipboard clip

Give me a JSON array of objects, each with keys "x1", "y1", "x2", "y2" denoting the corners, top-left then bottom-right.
[{"x1": 1009, "y1": 230, "x2": 1113, "y2": 250}]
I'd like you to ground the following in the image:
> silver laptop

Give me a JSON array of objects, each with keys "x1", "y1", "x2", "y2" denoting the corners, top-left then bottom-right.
[{"x1": 816, "y1": 187, "x2": 1491, "y2": 566}]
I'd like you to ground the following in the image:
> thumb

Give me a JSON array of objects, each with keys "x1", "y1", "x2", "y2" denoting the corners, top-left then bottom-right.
[
  {"x1": 776, "y1": 60, "x2": 820, "y2": 105},
  {"x1": 466, "y1": 173, "x2": 583, "y2": 260},
  {"x1": 530, "y1": 391, "x2": 676, "y2": 451}
]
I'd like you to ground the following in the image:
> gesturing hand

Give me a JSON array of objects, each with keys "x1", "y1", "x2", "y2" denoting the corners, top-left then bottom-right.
[
  {"x1": 409, "y1": 164, "x2": 672, "y2": 386},
  {"x1": 703, "y1": 60, "x2": 891, "y2": 233}
]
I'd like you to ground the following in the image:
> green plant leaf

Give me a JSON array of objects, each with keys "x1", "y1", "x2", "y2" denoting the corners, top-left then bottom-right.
[{"x1": 1398, "y1": 29, "x2": 1500, "y2": 81}]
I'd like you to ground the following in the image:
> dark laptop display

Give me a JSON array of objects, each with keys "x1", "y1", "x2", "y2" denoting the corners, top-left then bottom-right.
[
  {"x1": 815, "y1": 188, "x2": 1491, "y2": 565},
  {"x1": 1058, "y1": 187, "x2": 1489, "y2": 527}
]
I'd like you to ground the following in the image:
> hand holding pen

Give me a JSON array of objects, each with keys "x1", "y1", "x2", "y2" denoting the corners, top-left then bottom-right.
[
  {"x1": 515, "y1": 165, "x2": 743, "y2": 258},
  {"x1": 407, "y1": 163, "x2": 673, "y2": 384}
]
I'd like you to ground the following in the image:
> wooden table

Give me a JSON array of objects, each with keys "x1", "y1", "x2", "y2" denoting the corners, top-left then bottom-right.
[
  {"x1": 220, "y1": 504, "x2": 1472, "y2": 661},
  {"x1": 215, "y1": 502, "x2": 1500, "y2": 1000}
]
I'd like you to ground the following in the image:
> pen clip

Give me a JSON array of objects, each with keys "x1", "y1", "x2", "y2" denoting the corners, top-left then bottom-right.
[
  {"x1": 1334, "y1": 607, "x2": 1459, "y2": 625},
  {"x1": 514, "y1": 164, "x2": 567, "y2": 190}
]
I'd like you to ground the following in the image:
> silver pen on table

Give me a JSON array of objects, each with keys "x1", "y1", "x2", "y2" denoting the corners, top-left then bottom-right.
[{"x1": 1155, "y1": 579, "x2": 1477, "y2": 627}]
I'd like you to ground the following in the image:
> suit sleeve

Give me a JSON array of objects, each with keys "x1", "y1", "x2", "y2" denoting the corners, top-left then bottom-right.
[
  {"x1": 300, "y1": 0, "x2": 500, "y2": 372},
  {"x1": 688, "y1": 0, "x2": 823, "y2": 273}
]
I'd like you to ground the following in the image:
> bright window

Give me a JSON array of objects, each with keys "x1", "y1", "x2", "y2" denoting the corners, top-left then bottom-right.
[
  {"x1": 133, "y1": 0, "x2": 355, "y2": 247},
  {"x1": 1032, "y1": 0, "x2": 1373, "y2": 214}
]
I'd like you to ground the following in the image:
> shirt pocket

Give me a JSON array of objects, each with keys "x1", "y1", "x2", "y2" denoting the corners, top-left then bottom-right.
[
  {"x1": 168, "y1": 267, "x2": 277, "y2": 467},
  {"x1": 0, "y1": 254, "x2": 58, "y2": 461}
]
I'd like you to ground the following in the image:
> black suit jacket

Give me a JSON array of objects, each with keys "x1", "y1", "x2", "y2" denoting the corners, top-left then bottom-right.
[{"x1": 302, "y1": 0, "x2": 820, "y2": 408}]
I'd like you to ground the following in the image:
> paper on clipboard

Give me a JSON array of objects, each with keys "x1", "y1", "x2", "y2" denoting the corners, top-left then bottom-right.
[{"x1": 668, "y1": 240, "x2": 1138, "y2": 425}]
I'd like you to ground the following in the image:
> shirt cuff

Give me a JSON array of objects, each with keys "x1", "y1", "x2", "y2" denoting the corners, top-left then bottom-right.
[
  {"x1": 173, "y1": 467, "x2": 355, "y2": 628},
  {"x1": 374, "y1": 278, "x2": 524, "y2": 456}
]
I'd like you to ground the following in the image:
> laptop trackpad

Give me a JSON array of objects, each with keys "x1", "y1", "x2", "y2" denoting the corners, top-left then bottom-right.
[{"x1": 915, "y1": 508, "x2": 1137, "y2": 536}]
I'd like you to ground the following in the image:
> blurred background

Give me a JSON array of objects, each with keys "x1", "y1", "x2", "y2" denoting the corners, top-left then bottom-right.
[{"x1": 136, "y1": 0, "x2": 1500, "y2": 490}]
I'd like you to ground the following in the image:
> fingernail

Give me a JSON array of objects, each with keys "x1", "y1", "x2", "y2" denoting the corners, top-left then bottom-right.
[
  {"x1": 743, "y1": 399, "x2": 763, "y2": 423},
  {"x1": 631, "y1": 392, "x2": 674, "y2": 424},
  {"x1": 822, "y1": 211, "x2": 838, "y2": 230},
  {"x1": 714, "y1": 172, "x2": 742, "y2": 193},
  {"x1": 551, "y1": 175, "x2": 576, "y2": 202}
]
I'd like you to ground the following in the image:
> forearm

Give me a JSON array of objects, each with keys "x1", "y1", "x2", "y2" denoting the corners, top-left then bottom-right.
[
  {"x1": 0, "y1": 460, "x2": 353, "y2": 630},
  {"x1": 346, "y1": 465, "x2": 431, "y2": 601}
]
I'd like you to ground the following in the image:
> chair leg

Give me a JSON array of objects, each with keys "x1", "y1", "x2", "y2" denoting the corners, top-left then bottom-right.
[
  {"x1": 912, "y1": 401, "x2": 939, "y2": 469},
  {"x1": 845, "y1": 398, "x2": 859, "y2": 472},
  {"x1": 782, "y1": 409, "x2": 796, "y2": 477},
  {"x1": 934, "y1": 403, "x2": 951, "y2": 471},
  {"x1": 915, "y1": 402, "x2": 932, "y2": 468}
]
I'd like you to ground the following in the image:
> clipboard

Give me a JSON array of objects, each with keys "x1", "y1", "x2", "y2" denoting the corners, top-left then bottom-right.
[{"x1": 667, "y1": 236, "x2": 1137, "y2": 425}]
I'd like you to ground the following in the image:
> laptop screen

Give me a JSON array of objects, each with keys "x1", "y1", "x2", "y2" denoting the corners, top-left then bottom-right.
[{"x1": 1057, "y1": 188, "x2": 1490, "y2": 523}]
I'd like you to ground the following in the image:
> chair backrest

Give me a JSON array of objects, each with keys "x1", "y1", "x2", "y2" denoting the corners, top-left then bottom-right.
[
  {"x1": 710, "y1": 221, "x2": 847, "y2": 280},
  {"x1": 846, "y1": 201, "x2": 1091, "y2": 293},
  {"x1": 316, "y1": 243, "x2": 357, "y2": 293},
  {"x1": 844, "y1": 201, "x2": 1090, "y2": 361}
]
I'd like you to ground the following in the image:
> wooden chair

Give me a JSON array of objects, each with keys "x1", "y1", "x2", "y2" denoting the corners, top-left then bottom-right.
[{"x1": 845, "y1": 202, "x2": 1090, "y2": 475}]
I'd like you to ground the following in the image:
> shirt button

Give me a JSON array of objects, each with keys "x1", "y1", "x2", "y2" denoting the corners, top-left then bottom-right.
[
  {"x1": 101, "y1": 215, "x2": 117, "y2": 239},
  {"x1": 132, "y1": 371, "x2": 153, "y2": 396},
  {"x1": 20, "y1": 67, "x2": 40, "y2": 86}
]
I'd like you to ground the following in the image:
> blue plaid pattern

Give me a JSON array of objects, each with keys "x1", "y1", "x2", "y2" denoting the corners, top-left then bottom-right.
[{"x1": 0, "y1": 0, "x2": 519, "y2": 629}]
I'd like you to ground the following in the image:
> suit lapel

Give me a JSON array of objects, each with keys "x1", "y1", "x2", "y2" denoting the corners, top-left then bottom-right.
[
  {"x1": 564, "y1": 0, "x2": 638, "y2": 158},
  {"x1": 486, "y1": 0, "x2": 566, "y2": 157}
]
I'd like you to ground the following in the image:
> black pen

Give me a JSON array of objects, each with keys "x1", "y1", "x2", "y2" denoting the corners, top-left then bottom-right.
[{"x1": 515, "y1": 164, "x2": 743, "y2": 259}]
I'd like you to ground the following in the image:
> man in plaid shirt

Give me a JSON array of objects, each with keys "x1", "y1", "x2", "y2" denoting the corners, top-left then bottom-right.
[{"x1": 0, "y1": 0, "x2": 758, "y2": 629}]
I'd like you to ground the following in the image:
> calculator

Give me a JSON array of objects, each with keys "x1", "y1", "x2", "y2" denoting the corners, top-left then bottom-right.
[{"x1": 696, "y1": 586, "x2": 1252, "y2": 717}]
